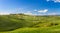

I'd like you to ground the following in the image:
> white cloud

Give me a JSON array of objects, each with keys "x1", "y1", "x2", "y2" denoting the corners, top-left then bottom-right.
[
  {"x1": 38, "y1": 9, "x2": 48, "y2": 13},
  {"x1": 24, "y1": 12, "x2": 33, "y2": 15},
  {"x1": 47, "y1": 13, "x2": 57, "y2": 15},
  {"x1": 34, "y1": 9, "x2": 37, "y2": 12},
  {"x1": 46, "y1": 0, "x2": 60, "y2": 3},
  {"x1": 23, "y1": 11, "x2": 38, "y2": 15},
  {"x1": 54, "y1": 0, "x2": 60, "y2": 2},
  {"x1": 46, "y1": 0, "x2": 50, "y2": 1},
  {"x1": 0, "y1": 12, "x2": 10, "y2": 15},
  {"x1": 37, "y1": 12, "x2": 57, "y2": 15},
  {"x1": 23, "y1": 11, "x2": 33, "y2": 15},
  {"x1": 37, "y1": 14, "x2": 46, "y2": 15}
]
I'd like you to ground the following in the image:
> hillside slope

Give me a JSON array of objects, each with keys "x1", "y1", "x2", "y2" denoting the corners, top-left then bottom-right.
[{"x1": 0, "y1": 14, "x2": 60, "y2": 33}]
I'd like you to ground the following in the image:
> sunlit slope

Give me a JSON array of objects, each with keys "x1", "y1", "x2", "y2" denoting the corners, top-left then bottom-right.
[
  {"x1": 1, "y1": 26, "x2": 60, "y2": 33},
  {"x1": 0, "y1": 14, "x2": 60, "y2": 32}
]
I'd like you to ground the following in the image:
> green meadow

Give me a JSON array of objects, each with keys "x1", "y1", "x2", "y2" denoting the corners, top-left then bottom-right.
[{"x1": 0, "y1": 14, "x2": 60, "y2": 33}]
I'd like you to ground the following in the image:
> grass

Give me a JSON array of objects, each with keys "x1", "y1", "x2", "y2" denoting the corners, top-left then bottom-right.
[
  {"x1": 0, "y1": 14, "x2": 60, "y2": 33},
  {"x1": 1, "y1": 27, "x2": 60, "y2": 33}
]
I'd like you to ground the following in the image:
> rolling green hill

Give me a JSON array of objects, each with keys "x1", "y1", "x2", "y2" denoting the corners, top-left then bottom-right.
[{"x1": 0, "y1": 14, "x2": 60, "y2": 33}]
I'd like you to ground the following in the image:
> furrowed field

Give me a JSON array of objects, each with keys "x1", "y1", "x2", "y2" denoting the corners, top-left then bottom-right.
[{"x1": 0, "y1": 14, "x2": 60, "y2": 33}]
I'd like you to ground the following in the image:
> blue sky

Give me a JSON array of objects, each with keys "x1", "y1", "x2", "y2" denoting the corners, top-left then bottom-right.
[{"x1": 0, "y1": 0, "x2": 60, "y2": 15}]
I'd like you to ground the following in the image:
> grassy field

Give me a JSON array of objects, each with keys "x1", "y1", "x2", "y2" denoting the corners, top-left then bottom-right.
[{"x1": 0, "y1": 14, "x2": 60, "y2": 33}]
